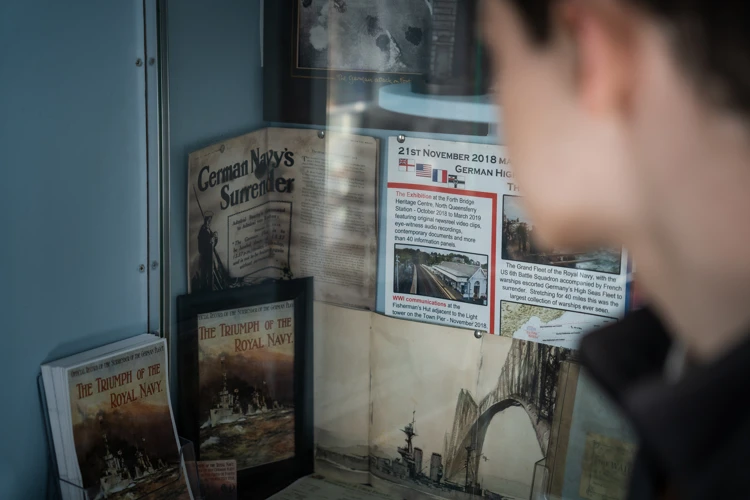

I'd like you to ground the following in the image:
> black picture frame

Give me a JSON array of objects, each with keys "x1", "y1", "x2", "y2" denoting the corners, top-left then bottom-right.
[
  {"x1": 264, "y1": 0, "x2": 490, "y2": 136},
  {"x1": 176, "y1": 278, "x2": 314, "y2": 498}
]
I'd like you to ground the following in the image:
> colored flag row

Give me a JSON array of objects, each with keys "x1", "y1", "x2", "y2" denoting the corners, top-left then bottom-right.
[{"x1": 399, "y1": 158, "x2": 466, "y2": 188}]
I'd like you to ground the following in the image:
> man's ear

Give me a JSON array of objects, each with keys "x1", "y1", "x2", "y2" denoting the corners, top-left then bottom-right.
[{"x1": 557, "y1": 0, "x2": 638, "y2": 117}]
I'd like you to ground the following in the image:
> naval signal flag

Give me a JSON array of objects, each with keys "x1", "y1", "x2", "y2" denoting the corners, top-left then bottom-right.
[
  {"x1": 448, "y1": 174, "x2": 466, "y2": 188},
  {"x1": 399, "y1": 158, "x2": 415, "y2": 172}
]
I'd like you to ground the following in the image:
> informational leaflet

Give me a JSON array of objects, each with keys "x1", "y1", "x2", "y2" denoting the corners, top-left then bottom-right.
[
  {"x1": 196, "y1": 460, "x2": 237, "y2": 500},
  {"x1": 384, "y1": 137, "x2": 628, "y2": 347},
  {"x1": 579, "y1": 434, "x2": 636, "y2": 500},
  {"x1": 188, "y1": 128, "x2": 379, "y2": 310}
]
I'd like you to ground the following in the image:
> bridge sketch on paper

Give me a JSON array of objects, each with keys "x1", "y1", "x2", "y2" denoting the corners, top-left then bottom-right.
[
  {"x1": 364, "y1": 336, "x2": 570, "y2": 499},
  {"x1": 443, "y1": 339, "x2": 568, "y2": 485}
]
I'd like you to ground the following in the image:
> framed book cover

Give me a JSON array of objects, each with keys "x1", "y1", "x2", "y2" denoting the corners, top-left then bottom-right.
[
  {"x1": 177, "y1": 278, "x2": 314, "y2": 497},
  {"x1": 264, "y1": 0, "x2": 491, "y2": 136}
]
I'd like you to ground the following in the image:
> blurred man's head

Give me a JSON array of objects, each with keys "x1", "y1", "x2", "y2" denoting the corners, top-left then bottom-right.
[
  {"x1": 483, "y1": 1, "x2": 750, "y2": 246},
  {"x1": 483, "y1": 1, "x2": 750, "y2": 358}
]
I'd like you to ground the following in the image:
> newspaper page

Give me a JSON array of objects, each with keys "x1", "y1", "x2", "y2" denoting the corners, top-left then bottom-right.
[
  {"x1": 188, "y1": 127, "x2": 378, "y2": 309},
  {"x1": 384, "y1": 136, "x2": 628, "y2": 346}
]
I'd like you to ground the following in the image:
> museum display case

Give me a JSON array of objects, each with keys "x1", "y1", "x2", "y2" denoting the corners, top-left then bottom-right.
[
  {"x1": 25, "y1": 2, "x2": 637, "y2": 499},
  {"x1": 161, "y1": 2, "x2": 637, "y2": 499}
]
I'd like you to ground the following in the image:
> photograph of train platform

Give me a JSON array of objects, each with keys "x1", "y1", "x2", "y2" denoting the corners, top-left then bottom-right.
[{"x1": 393, "y1": 244, "x2": 488, "y2": 305}]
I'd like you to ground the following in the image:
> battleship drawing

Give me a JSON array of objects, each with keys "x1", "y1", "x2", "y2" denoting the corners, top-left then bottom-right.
[
  {"x1": 318, "y1": 338, "x2": 571, "y2": 500},
  {"x1": 93, "y1": 432, "x2": 176, "y2": 499},
  {"x1": 97, "y1": 433, "x2": 131, "y2": 495},
  {"x1": 367, "y1": 412, "x2": 514, "y2": 500},
  {"x1": 200, "y1": 354, "x2": 295, "y2": 470},
  {"x1": 207, "y1": 355, "x2": 285, "y2": 428}
]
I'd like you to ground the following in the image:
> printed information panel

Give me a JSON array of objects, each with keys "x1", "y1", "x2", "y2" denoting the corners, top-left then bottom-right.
[{"x1": 384, "y1": 137, "x2": 628, "y2": 346}]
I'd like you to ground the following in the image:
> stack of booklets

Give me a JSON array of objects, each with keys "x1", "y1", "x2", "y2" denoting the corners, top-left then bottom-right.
[{"x1": 41, "y1": 334, "x2": 192, "y2": 499}]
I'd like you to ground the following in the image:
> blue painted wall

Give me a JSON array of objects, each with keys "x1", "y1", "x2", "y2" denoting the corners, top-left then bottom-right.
[
  {"x1": 166, "y1": 0, "x2": 264, "y2": 338},
  {"x1": 0, "y1": 1, "x2": 150, "y2": 497}
]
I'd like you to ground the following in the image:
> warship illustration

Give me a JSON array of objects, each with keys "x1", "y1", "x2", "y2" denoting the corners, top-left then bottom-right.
[
  {"x1": 368, "y1": 412, "x2": 512, "y2": 499},
  {"x1": 208, "y1": 356, "x2": 285, "y2": 427},
  {"x1": 98, "y1": 433, "x2": 132, "y2": 494},
  {"x1": 395, "y1": 411, "x2": 425, "y2": 480},
  {"x1": 209, "y1": 355, "x2": 243, "y2": 427},
  {"x1": 133, "y1": 438, "x2": 155, "y2": 478},
  {"x1": 96, "y1": 433, "x2": 169, "y2": 497}
]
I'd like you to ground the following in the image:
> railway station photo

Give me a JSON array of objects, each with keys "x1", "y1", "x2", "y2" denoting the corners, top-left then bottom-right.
[{"x1": 393, "y1": 244, "x2": 488, "y2": 305}]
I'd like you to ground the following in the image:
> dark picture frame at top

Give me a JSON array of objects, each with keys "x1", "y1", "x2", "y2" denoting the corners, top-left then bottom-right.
[
  {"x1": 264, "y1": 0, "x2": 491, "y2": 136},
  {"x1": 176, "y1": 278, "x2": 314, "y2": 498}
]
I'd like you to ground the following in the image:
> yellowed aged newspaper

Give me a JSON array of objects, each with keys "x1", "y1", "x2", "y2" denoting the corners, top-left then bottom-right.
[{"x1": 187, "y1": 128, "x2": 378, "y2": 309}]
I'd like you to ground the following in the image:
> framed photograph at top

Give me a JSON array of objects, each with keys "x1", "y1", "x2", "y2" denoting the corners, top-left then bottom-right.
[
  {"x1": 264, "y1": 0, "x2": 491, "y2": 136},
  {"x1": 176, "y1": 278, "x2": 313, "y2": 497}
]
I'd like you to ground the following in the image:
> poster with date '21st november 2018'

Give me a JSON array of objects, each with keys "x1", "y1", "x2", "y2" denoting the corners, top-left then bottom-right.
[{"x1": 383, "y1": 136, "x2": 629, "y2": 348}]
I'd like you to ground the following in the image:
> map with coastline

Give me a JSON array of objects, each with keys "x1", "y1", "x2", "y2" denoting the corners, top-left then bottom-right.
[{"x1": 500, "y1": 301, "x2": 617, "y2": 349}]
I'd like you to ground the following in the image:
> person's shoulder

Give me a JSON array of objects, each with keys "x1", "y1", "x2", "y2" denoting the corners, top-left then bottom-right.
[{"x1": 579, "y1": 308, "x2": 671, "y2": 399}]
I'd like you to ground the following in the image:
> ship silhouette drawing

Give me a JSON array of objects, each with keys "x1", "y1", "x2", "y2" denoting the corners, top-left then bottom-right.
[
  {"x1": 98, "y1": 433, "x2": 132, "y2": 495},
  {"x1": 368, "y1": 411, "x2": 514, "y2": 499},
  {"x1": 395, "y1": 411, "x2": 429, "y2": 480},
  {"x1": 209, "y1": 355, "x2": 243, "y2": 426},
  {"x1": 95, "y1": 433, "x2": 171, "y2": 498},
  {"x1": 208, "y1": 355, "x2": 286, "y2": 428}
]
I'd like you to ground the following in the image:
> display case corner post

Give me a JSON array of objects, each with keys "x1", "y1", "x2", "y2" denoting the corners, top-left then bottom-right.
[{"x1": 156, "y1": 0, "x2": 173, "y2": 342}]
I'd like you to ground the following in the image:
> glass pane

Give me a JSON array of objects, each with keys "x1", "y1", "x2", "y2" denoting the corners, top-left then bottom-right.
[{"x1": 172, "y1": 1, "x2": 636, "y2": 498}]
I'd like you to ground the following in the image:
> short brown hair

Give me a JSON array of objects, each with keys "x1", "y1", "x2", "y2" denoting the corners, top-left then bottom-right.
[{"x1": 505, "y1": 1, "x2": 750, "y2": 117}]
